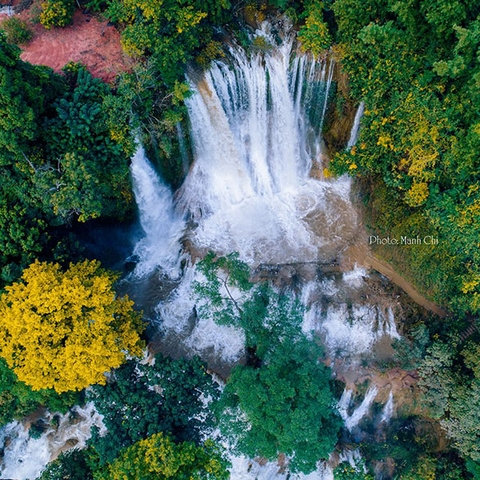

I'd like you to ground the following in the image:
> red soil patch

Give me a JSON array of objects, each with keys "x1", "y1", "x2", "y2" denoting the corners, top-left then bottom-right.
[{"x1": 2, "y1": 6, "x2": 130, "y2": 83}]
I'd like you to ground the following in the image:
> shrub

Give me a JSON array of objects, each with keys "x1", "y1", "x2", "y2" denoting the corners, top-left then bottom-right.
[
  {"x1": 1, "y1": 17, "x2": 33, "y2": 44},
  {"x1": 40, "y1": 0, "x2": 75, "y2": 29}
]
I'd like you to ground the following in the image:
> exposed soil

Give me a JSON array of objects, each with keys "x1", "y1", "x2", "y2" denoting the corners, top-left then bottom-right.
[{"x1": 1, "y1": 3, "x2": 129, "y2": 83}]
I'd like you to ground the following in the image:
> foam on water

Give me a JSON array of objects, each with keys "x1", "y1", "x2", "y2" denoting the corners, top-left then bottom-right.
[
  {"x1": 0, "y1": 402, "x2": 105, "y2": 480},
  {"x1": 342, "y1": 265, "x2": 367, "y2": 289},
  {"x1": 229, "y1": 456, "x2": 334, "y2": 480},
  {"x1": 321, "y1": 304, "x2": 399, "y2": 359},
  {"x1": 156, "y1": 265, "x2": 245, "y2": 362}
]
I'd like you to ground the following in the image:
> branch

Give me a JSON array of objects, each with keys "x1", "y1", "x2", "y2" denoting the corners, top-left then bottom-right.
[
  {"x1": 21, "y1": 151, "x2": 37, "y2": 173},
  {"x1": 221, "y1": 274, "x2": 243, "y2": 315}
]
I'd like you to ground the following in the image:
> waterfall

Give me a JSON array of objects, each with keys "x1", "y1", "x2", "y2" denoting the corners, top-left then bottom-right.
[
  {"x1": 172, "y1": 27, "x2": 356, "y2": 265},
  {"x1": 346, "y1": 102, "x2": 365, "y2": 149},
  {"x1": 338, "y1": 387, "x2": 378, "y2": 431},
  {"x1": 130, "y1": 26, "x2": 357, "y2": 269},
  {"x1": 125, "y1": 23, "x2": 403, "y2": 480},
  {"x1": 130, "y1": 146, "x2": 185, "y2": 277},
  {"x1": 380, "y1": 391, "x2": 394, "y2": 424}
]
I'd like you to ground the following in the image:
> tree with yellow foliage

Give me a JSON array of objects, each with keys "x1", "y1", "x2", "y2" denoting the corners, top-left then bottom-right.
[
  {"x1": 95, "y1": 433, "x2": 229, "y2": 480},
  {"x1": 0, "y1": 260, "x2": 144, "y2": 393}
]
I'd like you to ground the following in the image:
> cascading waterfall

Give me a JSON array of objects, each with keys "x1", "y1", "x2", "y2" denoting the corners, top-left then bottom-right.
[
  {"x1": 380, "y1": 391, "x2": 394, "y2": 424},
  {"x1": 124, "y1": 22, "x2": 401, "y2": 480},
  {"x1": 338, "y1": 387, "x2": 379, "y2": 431},
  {"x1": 130, "y1": 146, "x2": 186, "y2": 276},
  {"x1": 346, "y1": 102, "x2": 365, "y2": 149},
  {"x1": 174, "y1": 26, "x2": 356, "y2": 265}
]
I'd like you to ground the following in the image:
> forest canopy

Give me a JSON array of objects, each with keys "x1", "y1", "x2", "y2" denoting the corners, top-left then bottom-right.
[{"x1": 329, "y1": 0, "x2": 480, "y2": 317}]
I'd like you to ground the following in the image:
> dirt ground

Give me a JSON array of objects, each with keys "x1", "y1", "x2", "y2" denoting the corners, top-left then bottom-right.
[{"x1": 1, "y1": 3, "x2": 129, "y2": 83}]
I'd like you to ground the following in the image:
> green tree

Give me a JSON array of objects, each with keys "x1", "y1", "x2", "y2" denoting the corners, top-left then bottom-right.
[
  {"x1": 418, "y1": 338, "x2": 480, "y2": 463},
  {"x1": 217, "y1": 337, "x2": 341, "y2": 473},
  {"x1": 87, "y1": 355, "x2": 220, "y2": 464},
  {"x1": 37, "y1": 66, "x2": 135, "y2": 222},
  {"x1": 0, "y1": 17, "x2": 33, "y2": 45},
  {"x1": 39, "y1": 449, "x2": 94, "y2": 480},
  {"x1": 0, "y1": 358, "x2": 79, "y2": 427},
  {"x1": 0, "y1": 36, "x2": 135, "y2": 286},
  {"x1": 0, "y1": 260, "x2": 144, "y2": 393},
  {"x1": 195, "y1": 253, "x2": 341, "y2": 473},
  {"x1": 111, "y1": 60, "x2": 192, "y2": 187},
  {"x1": 40, "y1": 0, "x2": 75, "y2": 29},
  {"x1": 93, "y1": 433, "x2": 229, "y2": 480},
  {"x1": 0, "y1": 33, "x2": 65, "y2": 166},
  {"x1": 106, "y1": 0, "x2": 230, "y2": 88},
  {"x1": 298, "y1": 1, "x2": 332, "y2": 56}
]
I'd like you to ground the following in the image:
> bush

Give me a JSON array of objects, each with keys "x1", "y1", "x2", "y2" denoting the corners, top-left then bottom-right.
[
  {"x1": 0, "y1": 17, "x2": 33, "y2": 44},
  {"x1": 40, "y1": 0, "x2": 75, "y2": 29}
]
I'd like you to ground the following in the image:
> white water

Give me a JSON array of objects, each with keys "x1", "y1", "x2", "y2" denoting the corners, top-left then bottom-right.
[
  {"x1": 0, "y1": 6, "x2": 13, "y2": 15},
  {"x1": 338, "y1": 386, "x2": 379, "y2": 431},
  {"x1": 174, "y1": 25, "x2": 356, "y2": 265},
  {"x1": 155, "y1": 265, "x2": 246, "y2": 362},
  {"x1": 321, "y1": 304, "x2": 400, "y2": 359},
  {"x1": 125, "y1": 23, "x2": 401, "y2": 479},
  {"x1": 380, "y1": 391, "x2": 394, "y2": 424},
  {"x1": 229, "y1": 456, "x2": 333, "y2": 480},
  {"x1": 130, "y1": 146, "x2": 185, "y2": 277},
  {"x1": 0, "y1": 403, "x2": 105, "y2": 480},
  {"x1": 338, "y1": 449, "x2": 363, "y2": 469},
  {"x1": 299, "y1": 268, "x2": 400, "y2": 361},
  {"x1": 346, "y1": 102, "x2": 365, "y2": 149}
]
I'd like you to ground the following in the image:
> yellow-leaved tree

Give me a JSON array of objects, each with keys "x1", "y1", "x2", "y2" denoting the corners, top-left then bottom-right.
[{"x1": 0, "y1": 260, "x2": 145, "y2": 393}]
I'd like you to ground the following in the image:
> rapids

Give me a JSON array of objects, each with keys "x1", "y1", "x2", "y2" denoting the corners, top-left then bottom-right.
[{"x1": 126, "y1": 22, "x2": 400, "y2": 478}]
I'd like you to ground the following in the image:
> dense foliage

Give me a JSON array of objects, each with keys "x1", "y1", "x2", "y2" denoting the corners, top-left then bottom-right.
[
  {"x1": 418, "y1": 337, "x2": 480, "y2": 470},
  {"x1": 40, "y1": 65, "x2": 135, "y2": 222},
  {"x1": 0, "y1": 358, "x2": 79, "y2": 427},
  {"x1": 87, "y1": 354, "x2": 219, "y2": 464},
  {"x1": 39, "y1": 449, "x2": 95, "y2": 480},
  {"x1": 0, "y1": 17, "x2": 33, "y2": 45},
  {"x1": 0, "y1": 260, "x2": 144, "y2": 393},
  {"x1": 195, "y1": 253, "x2": 341, "y2": 473},
  {"x1": 328, "y1": 0, "x2": 480, "y2": 316},
  {"x1": 39, "y1": 435, "x2": 229, "y2": 480},
  {"x1": 40, "y1": 0, "x2": 75, "y2": 29},
  {"x1": 0, "y1": 36, "x2": 135, "y2": 287},
  {"x1": 94, "y1": 433, "x2": 229, "y2": 480}
]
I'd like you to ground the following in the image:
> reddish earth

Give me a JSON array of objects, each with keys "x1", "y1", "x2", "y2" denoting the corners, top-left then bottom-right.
[{"x1": 1, "y1": 4, "x2": 129, "y2": 83}]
